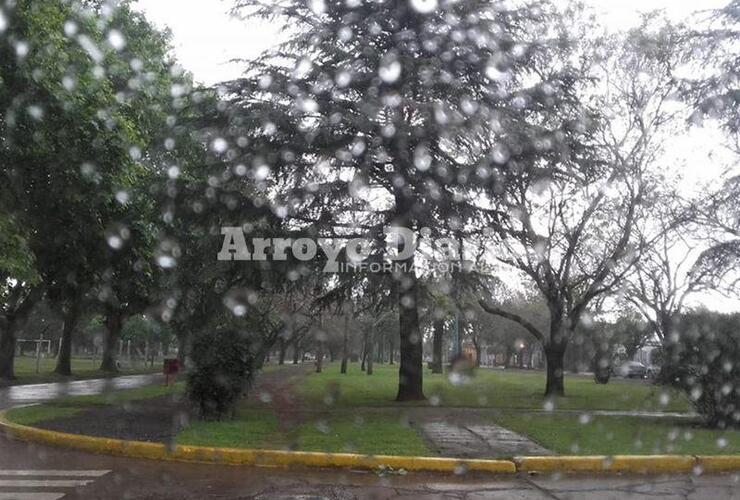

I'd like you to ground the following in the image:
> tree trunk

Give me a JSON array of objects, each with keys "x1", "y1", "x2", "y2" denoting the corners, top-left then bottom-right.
[
  {"x1": 544, "y1": 343, "x2": 566, "y2": 397},
  {"x1": 340, "y1": 311, "x2": 349, "y2": 374},
  {"x1": 366, "y1": 328, "x2": 374, "y2": 375},
  {"x1": 55, "y1": 302, "x2": 81, "y2": 376},
  {"x1": 0, "y1": 285, "x2": 42, "y2": 380},
  {"x1": 316, "y1": 343, "x2": 323, "y2": 373},
  {"x1": 292, "y1": 346, "x2": 300, "y2": 364},
  {"x1": 388, "y1": 336, "x2": 394, "y2": 365},
  {"x1": 100, "y1": 307, "x2": 124, "y2": 373},
  {"x1": 278, "y1": 339, "x2": 287, "y2": 365},
  {"x1": 431, "y1": 319, "x2": 444, "y2": 374},
  {"x1": 473, "y1": 339, "x2": 481, "y2": 368},
  {"x1": 395, "y1": 257, "x2": 425, "y2": 401},
  {"x1": 0, "y1": 318, "x2": 18, "y2": 380},
  {"x1": 360, "y1": 330, "x2": 367, "y2": 371}
]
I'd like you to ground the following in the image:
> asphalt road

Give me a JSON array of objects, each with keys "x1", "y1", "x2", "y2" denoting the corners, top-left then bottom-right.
[{"x1": 1, "y1": 376, "x2": 739, "y2": 499}]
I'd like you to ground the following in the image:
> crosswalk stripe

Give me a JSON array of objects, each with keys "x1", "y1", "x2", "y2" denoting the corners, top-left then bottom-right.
[
  {"x1": 0, "y1": 470, "x2": 110, "y2": 478},
  {"x1": 0, "y1": 494, "x2": 66, "y2": 500},
  {"x1": 0, "y1": 479, "x2": 93, "y2": 488}
]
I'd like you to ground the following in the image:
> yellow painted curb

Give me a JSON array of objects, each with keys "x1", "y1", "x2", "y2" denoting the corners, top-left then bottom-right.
[
  {"x1": 515, "y1": 455, "x2": 697, "y2": 474},
  {"x1": 0, "y1": 411, "x2": 514, "y2": 473},
  {"x1": 696, "y1": 456, "x2": 740, "y2": 472},
  {"x1": 3, "y1": 411, "x2": 738, "y2": 475}
]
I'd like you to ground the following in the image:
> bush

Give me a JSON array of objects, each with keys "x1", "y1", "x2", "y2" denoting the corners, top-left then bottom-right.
[
  {"x1": 659, "y1": 311, "x2": 740, "y2": 428},
  {"x1": 187, "y1": 329, "x2": 256, "y2": 420}
]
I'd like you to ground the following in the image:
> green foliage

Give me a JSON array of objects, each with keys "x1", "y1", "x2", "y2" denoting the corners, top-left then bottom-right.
[
  {"x1": 187, "y1": 329, "x2": 256, "y2": 420},
  {"x1": 659, "y1": 310, "x2": 740, "y2": 428}
]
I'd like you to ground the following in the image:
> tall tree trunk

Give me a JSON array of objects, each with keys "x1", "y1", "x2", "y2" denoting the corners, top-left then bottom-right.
[
  {"x1": 388, "y1": 336, "x2": 394, "y2": 365},
  {"x1": 360, "y1": 330, "x2": 367, "y2": 371},
  {"x1": 316, "y1": 343, "x2": 323, "y2": 373},
  {"x1": 340, "y1": 311, "x2": 349, "y2": 374},
  {"x1": 395, "y1": 255, "x2": 425, "y2": 401},
  {"x1": 366, "y1": 327, "x2": 374, "y2": 375},
  {"x1": 376, "y1": 334, "x2": 384, "y2": 364},
  {"x1": 278, "y1": 339, "x2": 287, "y2": 365},
  {"x1": 431, "y1": 318, "x2": 444, "y2": 374},
  {"x1": 54, "y1": 301, "x2": 81, "y2": 376},
  {"x1": 544, "y1": 342, "x2": 566, "y2": 397},
  {"x1": 292, "y1": 345, "x2": 300, "y2": 364},
  {"x1": 100, "y1": 307, "x2": 124, "y2": 373},
  {"x1": 473, "y1": 338, "x2": 481, "y2": 368},
  {"x1": 0, "y1": 319, "x2": 18, "y2": 380},
  {"x1": 0, "y1": 285, "x2": 42, "y2": 380}
]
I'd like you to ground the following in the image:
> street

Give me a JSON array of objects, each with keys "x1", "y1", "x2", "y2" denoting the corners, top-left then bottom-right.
[{"x1": 1, "y1": 377, "x2": 739, "y2": 499}]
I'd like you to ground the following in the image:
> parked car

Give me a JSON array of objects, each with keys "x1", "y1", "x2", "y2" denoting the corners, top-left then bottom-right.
[
  {"x1": 615, "y1": 361, "x2": 648, "y2": 378},
  {"x1": 645, "y1": 364, "x2": 661, "y2": 378}
]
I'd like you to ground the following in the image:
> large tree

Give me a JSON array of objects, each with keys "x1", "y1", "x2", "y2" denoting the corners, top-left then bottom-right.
[
  {"x1": 479, "y1": 19, "x2": 688, "y2": 396},
  {"x1": 222, "y1": 0, "x2": 589, "y2": 400}
]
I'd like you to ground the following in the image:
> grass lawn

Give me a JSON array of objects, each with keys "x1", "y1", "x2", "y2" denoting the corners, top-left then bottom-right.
[
  {"x1": 177, "y1": 408, "x2": 430, "y2": 456},
  {"x1": 4, "y1": 356, "x2": 160, "y2": 386},
  {"x1": 493, "y1": 412, "x2": 740, "y2": 456},
  {"x1": 297, "y1": 363, "x2": 690, "y2": 413}
]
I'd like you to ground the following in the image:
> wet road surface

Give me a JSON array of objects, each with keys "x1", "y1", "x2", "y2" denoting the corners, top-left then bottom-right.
[{"x1": 1, "y1": 375, "x2": 739, "y2": 499}]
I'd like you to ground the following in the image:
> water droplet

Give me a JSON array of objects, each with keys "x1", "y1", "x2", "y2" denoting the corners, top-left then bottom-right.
[
  {"x1": 129, "y1": 146, "x2": 141, "y2": 160},
  {"x1": 167, "y1": 165, "x2": 180, "y2": 179},
  {"x1": 62, "y1": 76, "x2": 76, "y2": 91},
  {"x1": 413, "y1": 145, "x2": 432, "y2": 171},
  {"x1": 717, "y1": 437, "x2": 728, "y2": 448},
  {"x1": 27, "y1": 105, "x2": 43, "y2": 120},
  {"x1": 543, "y1": 399, "x2": 555, "y2": 412},
  {"x1": 410, "y1": 0, "x2": 438, "y2": 14},
  {"x1": 491, "y1": 143, "x2": 510, "y2": 164},
  {"x1": 64, "y1": 21, "x2": 78, "y2": 37},
  {"x1": 335, "y1": 70, "x2": 352, "y2": 87},
  {"x1": 293, "y1": 58, "x2": 313, "y2": 79},
  {"x1": 0, "y1": 11, "x2": 7, "y2": 33},
  {"x1": 254, "y1": 164, "x2": 271, "y2": 181},
  {"x1": 379, "y1": 54, "x2": 401, "y2": 83},
  {"x1": 578, "y1": 413, "x2": 592, "y2": 425},
  {"x1": 211, "y1": 137, "x2": 228, "y2": 154},
  {"x1": 115, "y1": 190, "x2": 130, "y2": 204},
  {"x1": 309, "y1": 0, "x2": 326, "y2": 15},
  {"x1": 485, "y1": 61, "x2": 510, "y2": 82},
  {"x1": 107, "y1": 29, "x2": 125, "y2": 51},
  {"x1": 259, "y1": 392, "x2": 272, "y2": 403},
  {"x1": 15, "y1": 41, "x2": 29, "y2": 59}
]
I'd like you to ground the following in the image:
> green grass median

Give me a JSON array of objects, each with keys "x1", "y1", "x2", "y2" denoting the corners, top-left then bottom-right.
[
  {"x1": 493, "y1": 412, "x2": 740, "y2": 456},
  {"x1": 299, "y1": 363, "x2": 690, "y2": 412}
]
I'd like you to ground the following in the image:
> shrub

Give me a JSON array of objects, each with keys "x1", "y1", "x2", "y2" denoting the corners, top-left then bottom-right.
[
  {"x1": 187, "y1": 329, "x2": 256, "y2": 420},
  {"x1": 659, "y1": 311, "x2": 740, "y2": 428}
]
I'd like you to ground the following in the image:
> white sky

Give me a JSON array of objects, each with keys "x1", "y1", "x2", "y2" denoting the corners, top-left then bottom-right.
[
  {"x1": 131, "y1": 0, "x2": 739, "y2": 312},
  {"x1": 132, "y1": 0, "x2": 731, "y2": 85}
]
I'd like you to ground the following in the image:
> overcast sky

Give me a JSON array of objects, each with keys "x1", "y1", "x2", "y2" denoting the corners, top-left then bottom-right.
[
  {"x1": 132, "y1": 0, "x2": 731, "y2": 86},
  {"x1": 130, "y1": 0, "x2": 738, "y2": 313}
]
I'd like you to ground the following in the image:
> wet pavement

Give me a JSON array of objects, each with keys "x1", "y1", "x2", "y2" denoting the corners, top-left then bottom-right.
[
  {"x1": 1, "y1": 374, "x2": 739, "y2": 499},
  {"x1": 0, "y1": 374, "x2": 163, "y2": 410}
]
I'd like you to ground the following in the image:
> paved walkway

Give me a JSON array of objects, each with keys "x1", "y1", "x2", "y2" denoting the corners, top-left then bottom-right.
[{"x1": 0, "y1": 374, "x2": 163, "y2": 410}]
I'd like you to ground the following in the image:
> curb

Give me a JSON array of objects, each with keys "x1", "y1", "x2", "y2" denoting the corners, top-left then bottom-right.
[
  {"x1": 2, "y1": 412, "x2": 739, "y2": 475},
  {"x1": 0, "y1": 412, "x2": 514, "y2": 473}
]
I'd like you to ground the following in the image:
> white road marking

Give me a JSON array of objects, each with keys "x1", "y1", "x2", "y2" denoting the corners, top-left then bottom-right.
[
  {"x1": 0, "y1": 479, "x2": 93, "y2": 487},
  {"x1": 0, "y1": 470, "x2": 110, "y2": 477},
  {"x1": 0, "y1": 469, "x2": 110, "y2": 499},
  {"x1": 0, "y1": 494, "x2": 66, "y2": 500}
]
